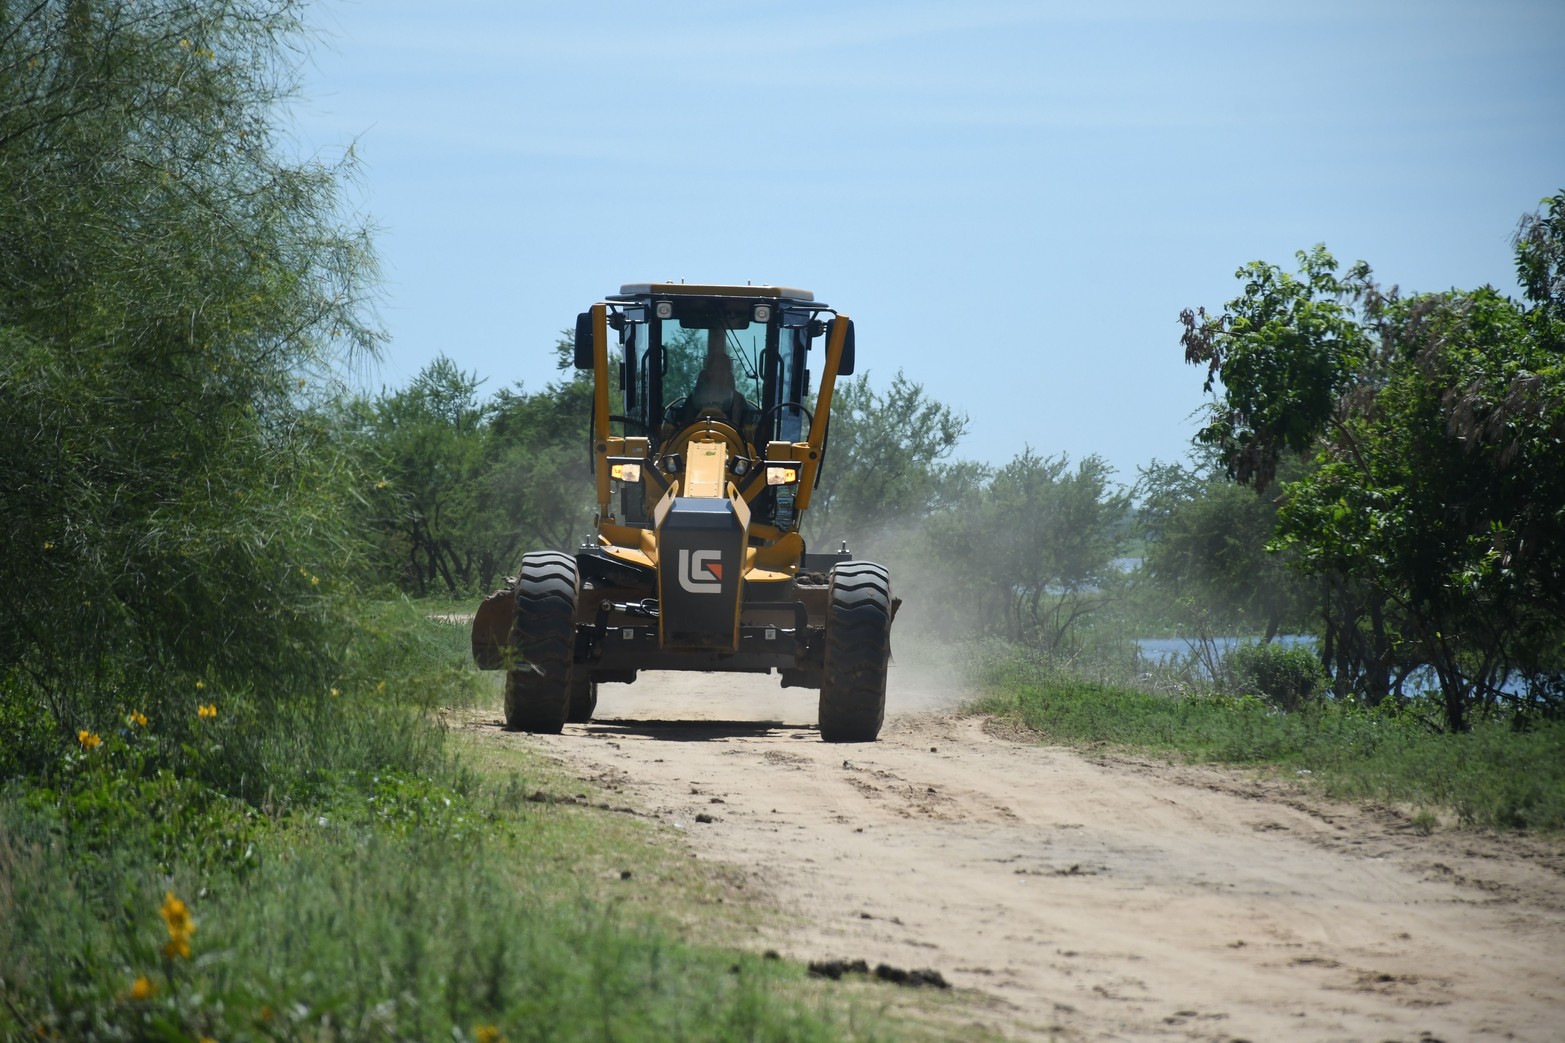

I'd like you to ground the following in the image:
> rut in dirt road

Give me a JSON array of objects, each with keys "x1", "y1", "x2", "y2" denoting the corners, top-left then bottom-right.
[{"x1": 473, "y1": 673, "x2": 1565, "y2": 1042}]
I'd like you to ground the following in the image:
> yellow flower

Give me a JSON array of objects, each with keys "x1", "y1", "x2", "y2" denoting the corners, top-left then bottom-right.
[
  {"x1": 129, "y1": 975, "x2": 157, "y2": 1001},
  {"x1": 128, "y1": 711, "x2": 148, "y2": 727},
  {"x1": 43, "y1": 541, "x2": 54, "y2": 550},
  {"x1": 376, "y1": 680, "x2": 387, "y2": 694},
  {"x1": 77, "y1": 730, "x2": 101, "y2": 749},
  {"x1": 310, "y1": 575, "x2": 320, "y2": 586},
  {"x1": 161, "y1": 891, "x2": 196, "y2": 960},
  {"x1": 475, "y1": 1027, "x2": 505, "y2": 1043},
  {"x1": 198, "y1": 704, "x2": 217, "y2": 719},
  {"x1": 330, "y1": 687, "x2": 341, "y2": 698},
  {"x1": 195, "y1": 679, "x2": 206, "y2": 690}
]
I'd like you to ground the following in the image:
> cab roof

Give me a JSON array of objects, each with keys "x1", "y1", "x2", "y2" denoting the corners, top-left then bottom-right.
[{"x1": 614, "y1": 282, "x2": 815, "y2": 302}]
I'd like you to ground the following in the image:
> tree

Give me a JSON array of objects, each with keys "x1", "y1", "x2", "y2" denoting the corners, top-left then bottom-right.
[
  {"x1": 476, "y1": 344, "x2": 595, "y2": 586},
  {"x1": 349, "y1": 356, "x2": 493, "y2": 595},
  {"x1": 805, "y1": 371, "x2": 973, "y2": 550},
  {"x1": 927, "y1": 450, "x2": 1131, "y2": 650},
  {"x1": 1182, "y1": 196, "x2": 1565, "y2": 729},
  {"x1": 0, "y1": 0, "x2": 379, "y2": 773},
  {"x1": 347, "y1": 340, "x2": 596, "y2": 596},
  {"x1": 1135, "y1": 454, "x2": 1313, "y2": 641}
]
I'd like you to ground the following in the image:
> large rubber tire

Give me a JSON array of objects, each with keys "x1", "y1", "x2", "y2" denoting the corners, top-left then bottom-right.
[
  {"x1": 502, "y1": 551, "x2": 579, "y2": 734},
  {"x1": 818, "y1": 561, "x2": 892, "y2": 743},
  {"x1": 566, "y1": 673, "x2": 598, "y2": 724}
]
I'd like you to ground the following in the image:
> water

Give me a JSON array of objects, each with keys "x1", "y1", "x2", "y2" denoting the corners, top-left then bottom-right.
[{"x1": 1134, "y1": 634, "x2": 1315, "y2": 667}]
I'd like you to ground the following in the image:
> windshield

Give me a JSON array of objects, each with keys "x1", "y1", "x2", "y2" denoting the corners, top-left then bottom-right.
[
  {"x1": 660, "y1": 324, "x2": 765, "y2": 429},
  {"x1": 611, "y1": 296, "x2": 818, "y2": 450}
]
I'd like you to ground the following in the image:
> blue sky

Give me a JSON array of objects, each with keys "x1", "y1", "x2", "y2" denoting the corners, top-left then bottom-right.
[{"x1": 294, "y1": 0, "x2": 1565, "y2": 480}]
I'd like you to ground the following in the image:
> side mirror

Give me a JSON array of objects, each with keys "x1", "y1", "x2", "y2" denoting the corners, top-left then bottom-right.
[
  {"x1": 830, "y1": 318, "x2": 856, "y2": 376},
  {"x1": 573, "y1": 311, "x2": 594, "y2": 370}
]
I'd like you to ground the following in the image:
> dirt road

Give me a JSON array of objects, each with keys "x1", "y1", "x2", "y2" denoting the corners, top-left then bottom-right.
[{"x1": 467, "y1": 668, "x2": 1565, "y2": 1042}]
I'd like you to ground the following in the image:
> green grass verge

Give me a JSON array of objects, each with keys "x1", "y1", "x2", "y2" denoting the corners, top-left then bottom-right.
[
  {"x1": 0, "y1": 600, "x2": 892, "y2": 1042},
  {"x1": 972, "y1": 647, "x2": 1565, "y2": 833}
]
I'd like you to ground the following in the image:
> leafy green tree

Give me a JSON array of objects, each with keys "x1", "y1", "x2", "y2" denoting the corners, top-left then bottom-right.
[
  {"x1": 928, "y1": 451, "x2": 1130, "y2": 650},
  {"x1": 1183, "y1": 196, "x2": 1565, "y2": 729},
  {"x1": 476, "y1": 342, "x2": 595, "y2": 584},
  {"x1": 349, "y1": 356, "x2": 492, "y2": 595},
  {"x1": 0, "y1": 0, "x2": 379, "y2": 776},
  {"x1": 805, "y1": 371, "x2": 973, "y2": 551},
  {"x1": 1135, "y1": 454, "x2": 1313, "y2": 641},
  {"x1": 1181, "y1": 245, "x2": 1376, "y2": 489},
  {"x1": 348, "y1": 341, "x2": 595, "y2": 595}
]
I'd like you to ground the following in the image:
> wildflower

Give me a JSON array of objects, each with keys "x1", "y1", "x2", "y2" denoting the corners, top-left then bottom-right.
[
  {"x1": 310, "y1": 575, "x2": 320, "y2": 586},
  {"x1": 161, "y1": 890, "x2": 195, "y2": 959},
  {"x1": 128, "y1": 710, "x2": 148, "y2": 727},
  {"x1": 129, "y1": 975, "x2": 157, "y2": 1001},
  {"x1": 376, "y1": 680, "x2": 387, "y2": 694},
  {"x1": 475, "y1": 1027, "x2": 505, "y2": 1043},
  {"x1": 195, "y1": 679, "x2": 206, "y2": 690},
  {"x1": 330, "y1": 687, "x2": 341, "y2": 698},
  {"x1": 77, "y1": 730, "x2": 101, "y2": 750},
  {"x1": 198, "y1": 704, "x2": 217, "y2": 719},
  {"x1": 43, "y1": 541, "x2": 53, "y2": 550}
]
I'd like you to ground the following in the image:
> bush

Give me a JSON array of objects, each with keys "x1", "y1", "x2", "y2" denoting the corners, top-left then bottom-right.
[{"x1": 1223, "y1": 640, "x2": 1325, "y2": 711}]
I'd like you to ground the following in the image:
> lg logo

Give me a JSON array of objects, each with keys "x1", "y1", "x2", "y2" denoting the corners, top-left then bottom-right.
[{"x1": 678, "y1": 549, "x2": 724, "y2": 594}]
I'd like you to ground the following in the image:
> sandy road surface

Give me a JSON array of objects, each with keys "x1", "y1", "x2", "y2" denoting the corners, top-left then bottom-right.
[{"x1": 463, "y1": 669, "x2": 1565, "y2": 1042}]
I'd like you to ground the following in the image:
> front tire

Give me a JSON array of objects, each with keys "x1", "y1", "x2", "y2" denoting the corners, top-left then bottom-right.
[
  {"x1": 502, "y1": 551, "x2": 579, "y2": 734},
  {"x1": 818, "y1": 561, "x2": 892, "y2": 742}
]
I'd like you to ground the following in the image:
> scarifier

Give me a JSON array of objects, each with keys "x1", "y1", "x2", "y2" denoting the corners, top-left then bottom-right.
[{"x1": 470, "y1": 283, "x2": 896, "y2": 741}]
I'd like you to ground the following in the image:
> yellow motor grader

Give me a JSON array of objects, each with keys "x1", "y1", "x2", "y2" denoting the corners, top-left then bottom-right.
[{"x1": 471, "y1": 283, "x2": 894, "y2": 741}]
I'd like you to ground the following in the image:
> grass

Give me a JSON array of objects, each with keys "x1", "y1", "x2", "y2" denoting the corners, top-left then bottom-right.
[
  {"x1": 970, "y1": 643, "x2": 1565, "y2": 833},
  {"x1": 0, "y1": 599, "x2": 898, "y2": 1043}
]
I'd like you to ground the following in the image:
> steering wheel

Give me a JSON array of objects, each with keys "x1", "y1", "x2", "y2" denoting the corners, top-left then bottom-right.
[
  {"x1": 609, "y1": 414, "x2": 652, "y2": 438},
  {"x1": 753, "y1": 401, "x2": 814, "y2": 444}
]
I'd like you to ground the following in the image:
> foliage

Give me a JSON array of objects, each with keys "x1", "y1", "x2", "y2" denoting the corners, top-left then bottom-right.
[
  {"x1": 1222, "y1": 640, "x2": 1326, "y2": 712},
  {"x1": 1181, "y1": 196, "x2": 1565, "y2": 730},
  {"x1": 1135, "y1": 453, "x2": 1314, "y2": 640},
  {"x1": 479, "y1": 349, "x2": 595, "y2": 571},
  {"x1": 1179, "y1": 245, "x2": 1374, "y2": 489},
  {"x1": 347, "y1": 343, "x2": 594, "y2": 595},
  {"x1": 348, "y1": 355, "x2": 496, "y2": 593},
  {"x1": 0, "y1": 607, "x2": 879, "y2": 1043},
  {"x1": 805, "y1": 370, "x2": 974, "y2": 549},
  {"x1": 927, "y1": 451, "x2": 1131, "y2": 650},
  {"x1": 0, "y1": 0, "x2": 379, "y2": 768}
]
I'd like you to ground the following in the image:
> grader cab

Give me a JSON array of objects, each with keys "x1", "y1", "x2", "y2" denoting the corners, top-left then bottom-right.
[{"x1": 471, "y1": 283, "x2": 894, "y2": 741}]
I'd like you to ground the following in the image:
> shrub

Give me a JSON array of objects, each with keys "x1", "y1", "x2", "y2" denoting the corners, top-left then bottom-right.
[{"x1": 1223, "y1": 640, "x2": 1325, "y2": 711}]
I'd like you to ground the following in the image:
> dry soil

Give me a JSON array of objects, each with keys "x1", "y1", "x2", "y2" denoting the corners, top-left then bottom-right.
[{"x1": 459, "y1": 665, "x2": 1565, "y2": 1042}]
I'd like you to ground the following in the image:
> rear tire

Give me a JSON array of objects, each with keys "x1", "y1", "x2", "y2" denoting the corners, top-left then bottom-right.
[
  {"x1": 818, "y1": 561, "x2": 892, "y2": 743},
  {"x1": 502, "y1": 551, "x2": 579, "y2": 734}
]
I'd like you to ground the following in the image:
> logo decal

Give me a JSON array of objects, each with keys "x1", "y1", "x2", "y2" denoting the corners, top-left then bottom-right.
[{"x1": 678, "y1": 549, "x2": 724, "y2": 594}]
